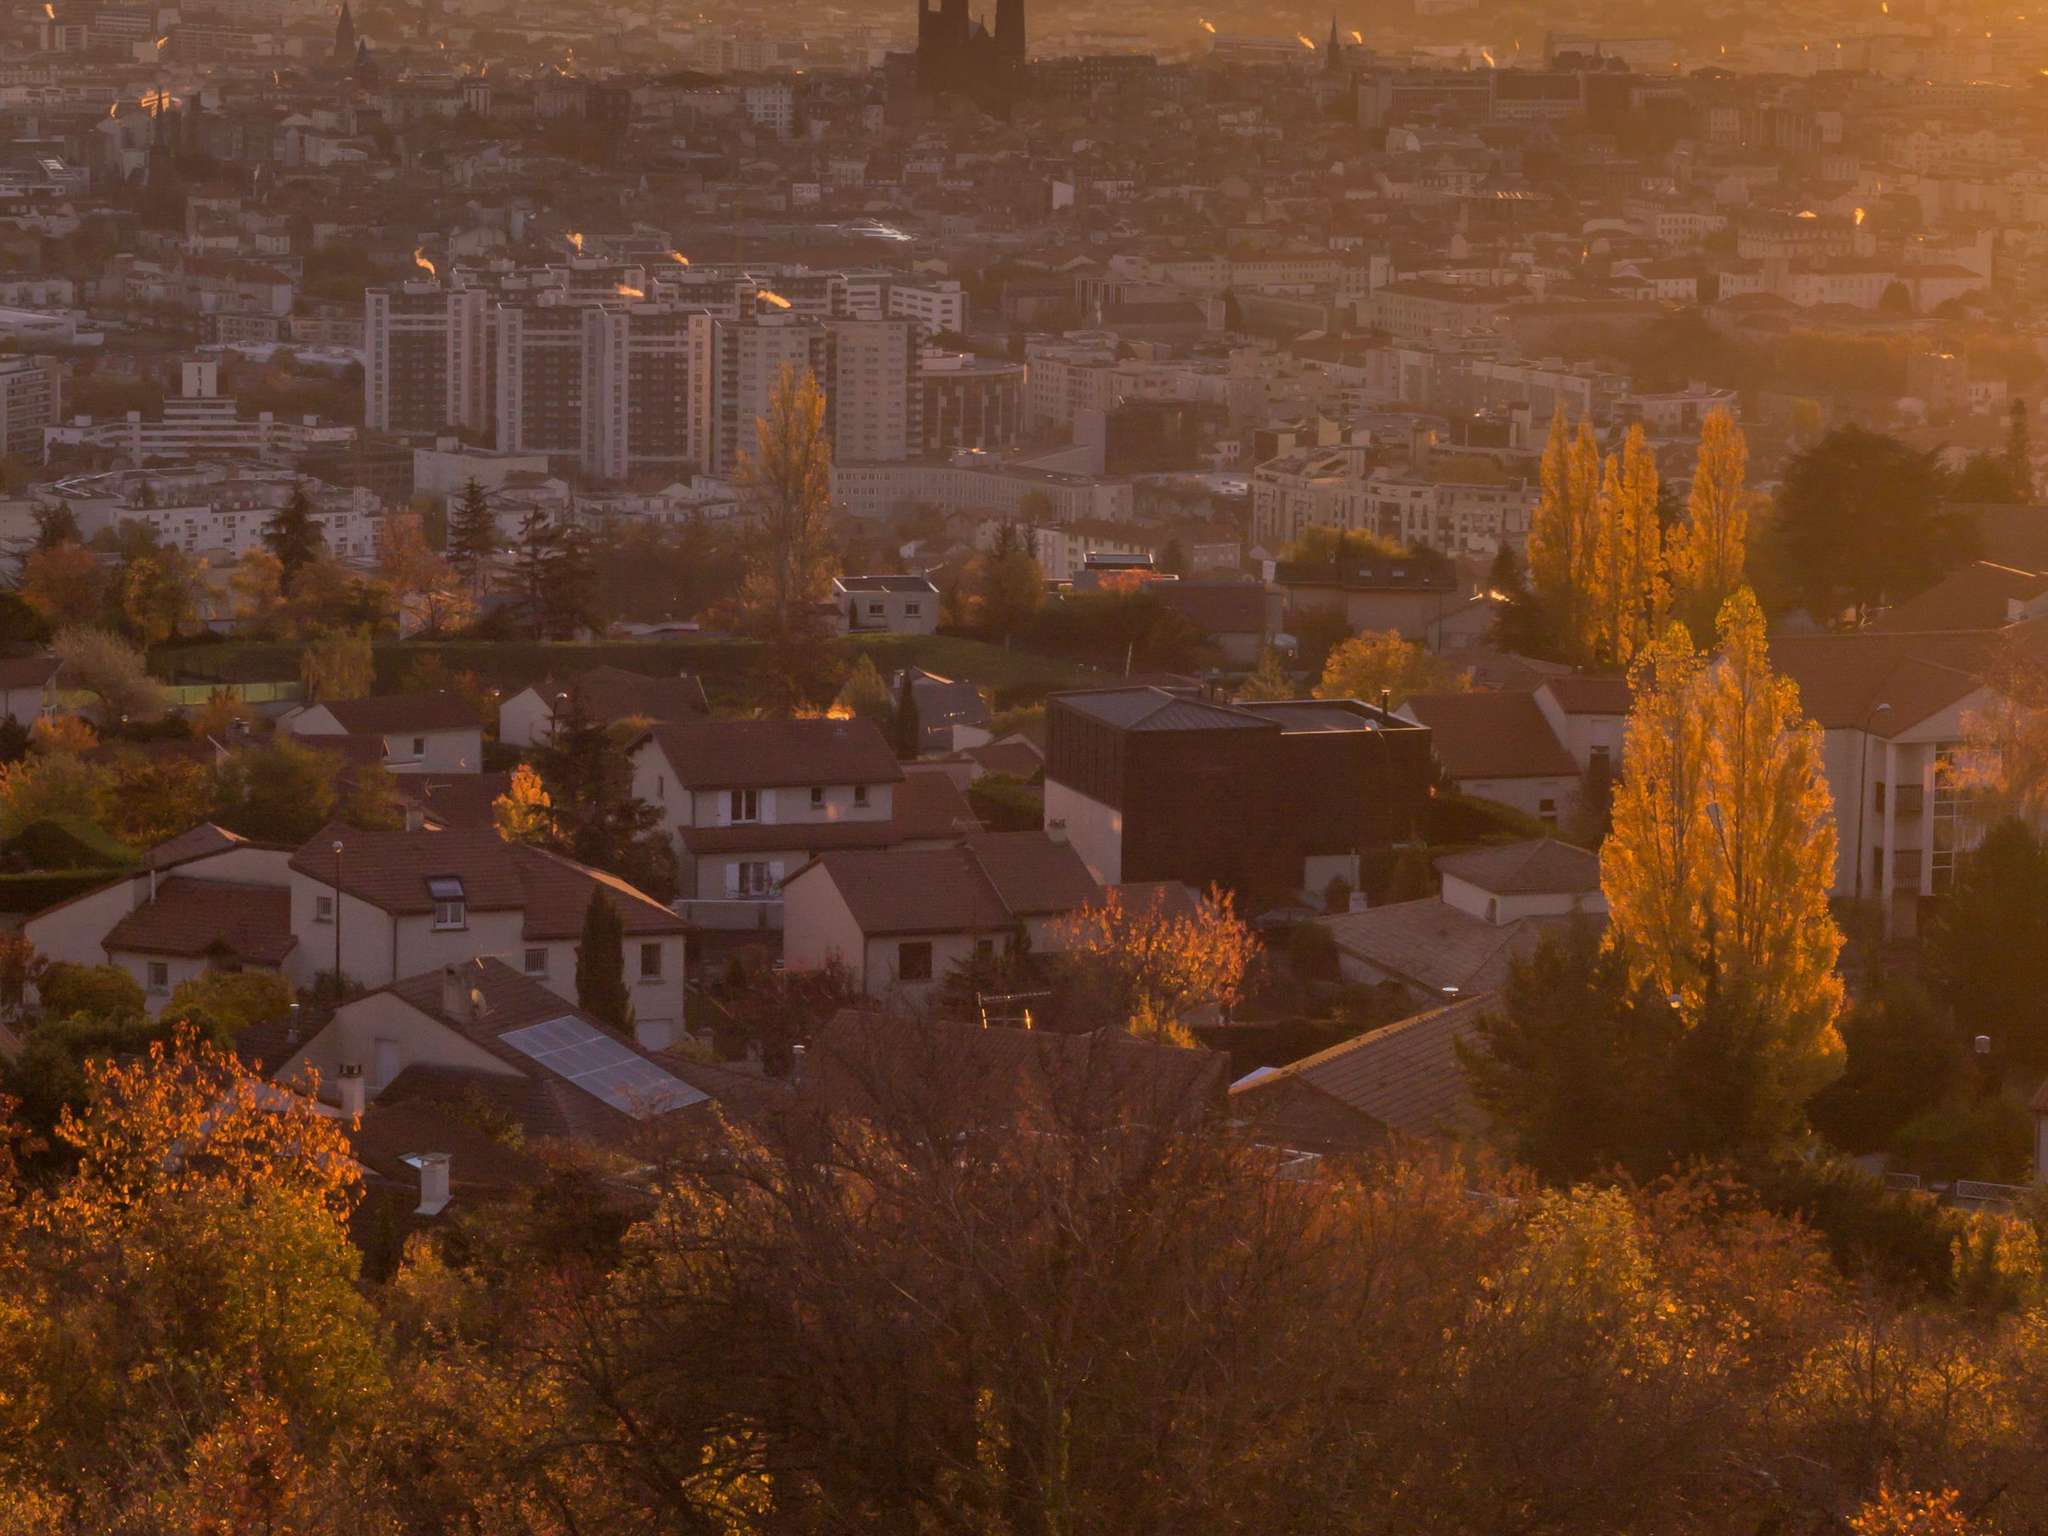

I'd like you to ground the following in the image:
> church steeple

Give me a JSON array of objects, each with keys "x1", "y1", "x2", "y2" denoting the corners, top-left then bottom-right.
[
  {"x1": 333, "y1": 0, "x2": 356, "y2": 64},
  {"x1": 1324, "y1": 14, "x2": 1343, "y2": 71}
]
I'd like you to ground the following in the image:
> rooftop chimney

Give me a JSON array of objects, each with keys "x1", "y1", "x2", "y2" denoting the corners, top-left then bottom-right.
[
  {"x1": 413, "y1": 1152, "x2": 450, "y2": 1217},
  {"x1": 1046, "y1": 818, "x2": 1068, "y2": 845},
  {"x1": 439, "y1": 964, "x2": 477, "y2": 1023},
  {"x1": 403, "y1": 801, "x2": 425, "y2": 832},
  {"x1": 634, "y1": 1012, "x2": 674, "y2": 1053},
  {"x1": 337, "y1": 1061, "x2": 365, "y2": 1119}
]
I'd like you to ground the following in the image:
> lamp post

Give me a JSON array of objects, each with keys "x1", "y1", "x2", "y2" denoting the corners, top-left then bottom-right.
[{"x1": 330, "y1": 839, "x2": 344, "y2": 986}]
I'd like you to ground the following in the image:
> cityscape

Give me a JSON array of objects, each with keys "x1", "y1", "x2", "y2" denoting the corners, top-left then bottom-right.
[{"x1": 0, "y1": 0, "x2": 2043, "y2": 1528}]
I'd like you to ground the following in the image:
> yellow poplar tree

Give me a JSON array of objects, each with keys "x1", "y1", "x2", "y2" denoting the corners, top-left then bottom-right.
[
  {"x1": 1590, "y1": 424, "x2": 1664, "y2": 669},
  {"x1": 1602, "y1": 589, "x2": 1845, "y2": 1101},
  {"x1": 1669, "y1": 408, "x2": 1750, "y2": 638}
]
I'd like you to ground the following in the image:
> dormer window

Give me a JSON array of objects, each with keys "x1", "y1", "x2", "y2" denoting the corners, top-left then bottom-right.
[{"x1": 428, "y1": 876, "x2": 466, "y2": 930}]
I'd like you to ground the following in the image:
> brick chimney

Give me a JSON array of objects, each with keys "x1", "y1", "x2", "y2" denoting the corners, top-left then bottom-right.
[{"x1": 439, "y1": 964, "x2": 476, "y2": 1023}]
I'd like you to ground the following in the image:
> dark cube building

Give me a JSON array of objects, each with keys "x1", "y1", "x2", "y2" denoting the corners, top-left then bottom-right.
[{"x1": 1043, "y1": 687, "x2": 1433, "y2": 903}]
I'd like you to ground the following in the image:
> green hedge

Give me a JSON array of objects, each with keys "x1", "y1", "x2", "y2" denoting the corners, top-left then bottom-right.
[
  {"x1": 0, "y1": 868, "x2": 125, "y2": 914},
  {"x1": 155, "y1": 634, "x2": 1098, "y2": 714}
]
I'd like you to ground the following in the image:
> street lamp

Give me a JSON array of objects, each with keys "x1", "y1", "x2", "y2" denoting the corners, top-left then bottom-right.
[{"x1": 331, "y1": 839, "x2": 344, "y2": 987}]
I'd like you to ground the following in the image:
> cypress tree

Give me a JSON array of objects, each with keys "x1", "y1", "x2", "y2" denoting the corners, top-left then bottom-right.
[
  {"x1": 575, "y1": 887, "x2": 630, "y2": 1032},
  {"x1": 261, "y1": 484, "x2": 325, "y2": 582},
  {"x1": 892, "y1": 668, "x2": 922, "y2": 759},
  {"x1": 447, "y1": 477, "x2": 498, "y2": 593}
]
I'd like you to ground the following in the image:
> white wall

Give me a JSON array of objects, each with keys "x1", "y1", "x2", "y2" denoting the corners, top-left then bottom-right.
[
  {"x1": 1458, "y1": 775, "x2": 1578, "y2": 826},
  {"x1": 782, "y1": 866, "x2": 867, "y2": 986},
  {"x1": 381, "y1": 727, "x2": 483, "y2": 774},
  {"x1": 279, "y1": 990, "x2": 522, "y2": 1096},
  {"x1": 1043, "y1": 782, "x2": 1123, "y2": 885},
  {"x1": 1441, "y1": 872, "x2": 1606, "y2": 925},
  {"x1": 498, "y1": 688, "x2": 553, "y2": 749}
]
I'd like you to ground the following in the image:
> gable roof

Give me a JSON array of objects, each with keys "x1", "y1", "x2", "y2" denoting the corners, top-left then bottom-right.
[
  {"x1": 1435, "y1": 838, "x2": 1601, "y2": 896},
  {"x1": 1402, "y1": 691, "x2": 1577, "y2": 780},
  {"x1": 102, "y1": 878, "x2": 297, "y2": 967},
  {"x1": 355, "y1": 959, "x2": 709, "y2": 1145},
  {"x1": 564, "y1": 665, "x2": 710, "y2": 725},
  {"x1": 1535, "y1": 674, "x2": 1632, "y2": 715},
  {"x1": 317, "y1": 692, "x2": 480, "y2": 735},
  {"x1": 287, "y1": 827, "x2": 684, "y2": 938},
  {"x1": 1230, "y1": 993, "x2": 1493, "y2": 1144},
  {"x1": 794, "y1": 832, "x2": 1100, "y2": 937},
  {"x1": 1053, "y1": 686, "x2": 1273, "y2": 733},
  {"x1": 639, "y1": 716, "x2": 904, "y2": 789},
  {"x1": 1765, "y1": 623, "x2": 2048, "y2": 735},
  {"x1": 1321, "y1": 897, "x2": 1591, "y2": 997},
  {"x1": 0, "y1": 655, "x2": 58, "y2": 692},
  {"x1": 1867, "y1": 560, "x2": 2048, "y2": 634}
]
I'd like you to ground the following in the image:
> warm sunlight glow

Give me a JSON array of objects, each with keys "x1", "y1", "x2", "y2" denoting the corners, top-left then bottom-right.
[
  {"x1": 616, "y1": 284, "x2": 644, "y2": 298},
  {"x1": 1198, "y1": 16, "x2": 1216, "y2": 31},
  {"x1": 1350, "y1": 28, "x2": 1362, "y2": 42},
  {"x1": 413, "y1": 247, "x2": 437, "y2": 277},
  {"x1": 568, "y1": 231, "x2": 584, "y2": 252},
  {"x1": 1854, "y1": 207, "x2": 1866, "y2": 225},
  {"x1": 756, "y1": 289, "x2": 793, "y2": 309},
  {"x1": 669, "y1": 250, "x2": 689, "y2": 264}
]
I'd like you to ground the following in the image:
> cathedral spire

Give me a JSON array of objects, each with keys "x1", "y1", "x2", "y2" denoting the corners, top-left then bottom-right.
[
  {"x1": 1324, "y1": 14, "x2": 1343, "y2": 71},
  {"x1": 333, "y1": 0, "x2": 356, "y2": 64}
]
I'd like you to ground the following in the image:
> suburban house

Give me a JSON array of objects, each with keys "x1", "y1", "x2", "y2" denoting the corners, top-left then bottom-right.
[
  {"x1": 833, "y1": 574, "x2": 941, "y2": 634},
  {"x1": 1319, "y1": 839, "x2": 1606, "y2": 1004},
  {"x1": 1042, "y1": 687, "x2": 1434, "y2": 901},
  {"x1": 1155, "y1": 580, "x2": 1282, "y2": 666},
  {"x1": 24, "y1": 824, "x2": 296, "y2": 1009},
  {"x1": 282, "y1": 693, "x2": 484, "y2": 774},
  {"x1": 497, "y1": 666, "x2": 710, "y2": 749},
  {"x1": 1272, "y1": 556, "x2": 1462, "y2": 641},
  {"x1": 1398, "y1": 691, "x2": 1582, "y2": 825},
  {"x1": 246, "y1": 958, "x2": 712, "y2": 1147},
  {"x1": 1769, "y1": 617, "x2": 2048, "y2": 935},
  {"x1": 288, "y1": 827, "x2": 689, "y2": 1048},
  {"x1": 0, "y1": 654, "x2": 58, "y2": 725},
  {"x1": 781, "y1": 830, "x2": 1102, "y2": 1003},
  {"x1": 1532, "y1": 675, "x2": 1630, "y2": 775},
  {"x1": 1230, "y1": 992, "x2": 1494, "y2": 1155},
  {"x1": 890, "y1": 667, "x2": 992, "y2": 755},
  {"x1": 629, "y1": 717, "x2": 981, "y2": 926}
]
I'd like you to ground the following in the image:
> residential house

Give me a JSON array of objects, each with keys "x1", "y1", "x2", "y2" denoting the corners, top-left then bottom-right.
[
  {"x1": 282, "y1": 692, "x2": 484, "y2": 774},
  {"x1": 0, "y1": 655, "x2": 57, "y2": 725},
  {"x1": 23, "y1": 824, "x2": 296, "y2": 1009},
  {"x1": 1043, "y1": 688, "x2": 1434, "y2": 900},
  {"x1": 1398, "y1": 690, "x2": 1582, "y2": 826},
  {"x1": 891, "y1": 667, "x2": 992, "y2": 755},
  {"x1": 498, "y1": 666, "x2": 710, "y2": 749},
  {"x1": 288, "y1": 827, "x2": 688, "y2": 1048},
  {"x1": 832, "y1": 574, "x2": 941, "y2": 634},
  {"x1": 782, "y1": 830, "x2": 1102, "y2": 1003},
  {"x1": 1318, "y1": 839, "x2": 1606, "y2": 1005},
  {"x1": 1230, "y1": 992, "x2": 1495, "y2": 1154},
  {"x1": 1531, "y1": 675, "x2": 1630, "y2": 775},
  {"x1": 1155, "y1": 580, "x2": 1282, "y2": 666},
  {"x1": 250, "y1": 957, "x2": 711, "y2": 1141},
  {"x1": 629, "y1": 717, "x2": 981, "y2": 926},
  {"x1": 1273, "y1": 556, "x2": 1464, "y2": 641}
]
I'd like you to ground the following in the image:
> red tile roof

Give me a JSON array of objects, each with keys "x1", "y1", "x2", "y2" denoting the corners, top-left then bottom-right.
[
  {"x1": 102, "y1": 877, "x2": 297, "y2": 966},
  {"x1": 1403, "y1": 691, "x2": 1578, "y2": 780},
  {"x1": 314, "y1": 692, "x2": 480, "y2": 735}
]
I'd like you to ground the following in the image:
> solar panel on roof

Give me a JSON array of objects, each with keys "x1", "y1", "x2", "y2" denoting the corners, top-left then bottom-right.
[{"x1": 499, "y1": 1016, "x2": 706, "y2": 1119}]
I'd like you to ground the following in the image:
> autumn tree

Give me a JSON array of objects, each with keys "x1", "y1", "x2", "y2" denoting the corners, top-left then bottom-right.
[
  {"x1": 1588, "y1": 423, "x2": 1664, "y2": 668},
  {"x1": 378, "y1": 507, "x2": 471, "y2": 637},
  {"x1": 1602, "y1": 589, "x2": 1846, "y2": 1113},
  {"x1": 1668, "y1": 407, "x2": 1751, "y2": 639},
  {"x1": 1050, "y1": 885, "x2": 1256, "y2": 1044},
  {"x1": 118, "y1": 547, "x2": 205, "y2": 647},
  {"x1": 1523, "y1": 410, "x2": 1603, "y2": 663},
  {"x1": 299, "y1": 626, "x2": 373, "y2": 702},
  {"x1": 1235, "y1": 646, "x2": 1296, "y2": 702},
  {"x1": 90, "y1": 748, "x2": 213, "y2": 847},
  {"x1": 52, "y1": 625, "x2": 165, "y2": 726},
  {"x1": 163, "y1": 970, "x2": 294, "y2": 1037},
  {"x1": 212, "y1": 737, "x2": 340, "y2": 844},
  {"x1": 20, "y1": 541, "x2": 108, "y2": 630},
  {"x1": 491, "y1": 762, "x2": 553, "y2": 843},
  {"x1": 261, "y1": 483, "x2": 325, "y2": 581},
  {"x1": 738, "y1": 364, "x2": 839, "y2": 713},
  {"x1": 228, "y1": 546, "x2": 285, "y2": 633},
  {"x1": 978, "y1": 520, "x2": 1044, "y2": 639},
  {"x1": 0, "y1": 749, "x2": 104, "y2": 840},
  {"x1": 834, "y1": 654, "x2": 893, "y2": 722},
  {"x1": 1316, "y1": 629, "x2": 1468, "y2": 708}
]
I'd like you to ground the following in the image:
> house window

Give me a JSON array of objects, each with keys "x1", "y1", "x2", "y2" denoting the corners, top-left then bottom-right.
[
  {"x1": 853, "y1": 784, "x2": 869, "y2": 807},
  {"x1": 729, "y1": 788, "x2": 759, "y2": 823},
  {"x1": 868, "y1": 602, "x2": 885, "y2": 616},
  {"x1": 898, "y1": 941, "x2": 933, "y2": 981},
  {"x1": 904, "y1": 602, "x2": 922, "y2": 617},
  {"x1": 412, "y1": 736, "x2": 426, "y2": 756},
  {"x1": 147, "y1": 961, "x2": 169, "y2": 994},
  {"x1": 736, "y1": 860, "x2": 774, "y2": 897},
  {"x1": 655, "y1": 774, "x2": 665, "y2": 801},
  {"x1": 810, "y1": 786, "x2": 825, "y2": 808},
  {"x1": 315, "y1": 894, "x2": 334, "y2": 924},
  {"x1": 974, "y1": 937, "x2": 994, "y2": 961},
  {"x1": 639, "y1": 942, "x2": 662, "y2": 979},
  {"x1": 1590, "y1": 745, "x2": 1611, "y2": 770},
  {"x1": 427, "y1": 876, "x2": 466, "y2": 930},
  {"x1": 1538, "y1": 798, "x2": 1557, "y2": 827},
  {"x1": 523, "y1": 947, "x2": 547, "y2": 976}
]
